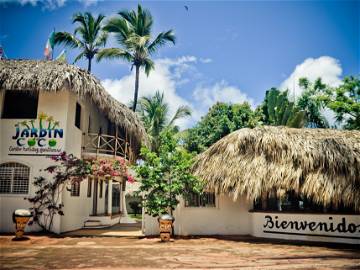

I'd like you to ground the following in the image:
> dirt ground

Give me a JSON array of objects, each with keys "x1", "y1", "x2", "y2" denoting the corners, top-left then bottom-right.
[{"x1": 0, "y1": 235, "x2": 359, "y2": 270}]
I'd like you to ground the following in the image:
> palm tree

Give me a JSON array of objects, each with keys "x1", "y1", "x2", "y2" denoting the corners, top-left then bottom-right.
[
  {"x1": 54, "y1": 12, "x2": 107, "y2": 72},
  {"x1": 138, "y1": 91, "x2": 191, "y2": 152},
  {"x1": 97, "y1": 5, "x2": 176, "y2": 111},
  {"x1": 261, "y1": 88, "x2": 306, "y2": 128},
  {"x1": 297, "y1": 78, "x2": 329, "y2": 128}
]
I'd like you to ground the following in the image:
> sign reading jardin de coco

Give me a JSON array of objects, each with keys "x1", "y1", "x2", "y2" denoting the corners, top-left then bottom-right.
[
  {"x1": 8, "y1": 113, "x2": 64, "y2": 155},
  {"x1": 263, "y1": 215, "x2": 360, "y2": 239}
]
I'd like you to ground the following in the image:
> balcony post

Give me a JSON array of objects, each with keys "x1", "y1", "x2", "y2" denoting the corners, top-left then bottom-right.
[
  {"x1": 114, "y1": 127, "x2": 118, "y2": 157},
  {"x1": 96, "y1": 134, "x2": 100, "y2": 156},
  {"x1": 81, "y1": 132, "x2": 85, "y2": 155},
  {"x1": 125, "y1": 129, "x2": 128, "y2": 160}
]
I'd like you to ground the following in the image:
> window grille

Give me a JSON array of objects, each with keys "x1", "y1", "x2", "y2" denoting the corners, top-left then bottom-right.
[
  {"x1": 71, "y1": 181, "x2": 80, "y2": 197},
  {"x1": 0, "y1": 163, "x2": 30, "y2": 194},
  {"x1": 185, "y1": 192, "x2": 216, "y2": 207}
]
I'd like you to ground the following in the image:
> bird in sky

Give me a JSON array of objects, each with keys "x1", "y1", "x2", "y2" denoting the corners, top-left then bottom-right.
[{"x1": 184, "y1": 5, "x2": 189, "y2": 11}]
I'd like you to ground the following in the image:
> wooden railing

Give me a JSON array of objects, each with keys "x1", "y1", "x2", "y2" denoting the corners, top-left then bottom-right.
[{"x1": 82, "y1": 133, "x2": 133, "y2": 162}]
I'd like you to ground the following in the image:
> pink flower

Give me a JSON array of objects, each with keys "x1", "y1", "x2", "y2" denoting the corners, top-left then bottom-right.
[{"x1": 126, "y1": 174, "x2": 135, "y2": 183}]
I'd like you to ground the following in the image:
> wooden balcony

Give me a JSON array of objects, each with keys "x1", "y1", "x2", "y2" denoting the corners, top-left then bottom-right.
[{"x1": 82, "y1": 133, "x2": 134, "y2": 162}]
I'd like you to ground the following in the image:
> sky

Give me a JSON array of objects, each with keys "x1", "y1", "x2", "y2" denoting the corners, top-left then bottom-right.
[{"x1": 0, "y1": 0, "x2": 359, "y2": 128}]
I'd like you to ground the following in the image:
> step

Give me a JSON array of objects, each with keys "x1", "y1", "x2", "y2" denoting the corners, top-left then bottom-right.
[{"x1": 84, "y1": 219, "x2": 110, "y2": 229}]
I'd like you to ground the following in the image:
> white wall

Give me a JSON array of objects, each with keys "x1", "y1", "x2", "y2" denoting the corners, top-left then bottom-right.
[
  {"x1": 144, "y1": 194, "x2": 360, "y2": 245},
  {"x1": 0, "y1": 91, "x2": 69, "y2": 233},
  {"x1": 60, "y1": 178, "x2": 93, "y2": 232},
  {"x1": 143, "y1": 195, "x2": 253, "y2": 236}
]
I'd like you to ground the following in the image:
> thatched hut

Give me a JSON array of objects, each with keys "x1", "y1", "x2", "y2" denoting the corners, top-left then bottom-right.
[
  {"x1": 192, "y1": 126, "x2": 360, "y2": 212},
  {"x1": 0, "y1": 59, "x2": 148, "y2": 156},
  {"x1": 143, "y1": 126, "x2": 359, "y2": 244}
]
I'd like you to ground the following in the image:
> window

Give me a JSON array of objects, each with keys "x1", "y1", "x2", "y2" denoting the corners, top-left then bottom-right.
[
  {"x1": 2, "y1": 90, "x2": 38, "y2": 119},
  {"x1": 75, "y1": 102, "x2": 81, "y2": 129},
  {"x1": 99, "y1": 181, "x2": 103, "y2": 198},
  {"x1": 185, "y1": 192, "x2": 216, "y2": 207},
  {"x1": 87, "y1": 178, "x2": 92, "y2": 197},
  {"x1": 253, "y1": 189, "x2": 358, "y2": 214},
  {"x1": 70, "y1": 181, "x2": 80, "y2": 197},
  {"x1": 0, "y1": 163, "x2": 30, "y2": 194}
]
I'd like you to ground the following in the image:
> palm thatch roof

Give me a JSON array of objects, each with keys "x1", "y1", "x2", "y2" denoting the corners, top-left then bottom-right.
[
  {"x1": 192, "y1": 126, "x2": 360, "y2": 211},
  {"x1": 0, "y1": 59, "x2": 148, "y2": 154}
]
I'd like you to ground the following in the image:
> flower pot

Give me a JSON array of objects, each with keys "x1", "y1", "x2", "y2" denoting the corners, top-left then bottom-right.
[
  {"x1": 158, "y1": 214, "x2": 174, "y2": 242},
  {"x1": 13, "y1": 209, "x2": 32, "y2": 239}
]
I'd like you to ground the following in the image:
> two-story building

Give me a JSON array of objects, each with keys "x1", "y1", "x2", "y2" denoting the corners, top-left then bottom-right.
[{"x1": 0, "y1": 60, "x2": 147, "y2": 233}]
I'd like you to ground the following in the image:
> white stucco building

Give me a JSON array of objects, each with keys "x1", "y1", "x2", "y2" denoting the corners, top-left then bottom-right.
[{"x1": 0, "y1": 60, "x2": 147, "y2": 234}]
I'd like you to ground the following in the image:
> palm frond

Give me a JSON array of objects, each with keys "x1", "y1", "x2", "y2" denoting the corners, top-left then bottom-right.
[
  {"x1": 72, "y1": 12, "x2": 90, "y2": 41},
  {"x1": 96, "y1": 48, "x2": 133, "y2": 62},
  {"x1": 168, "y1": 105, "x2": 191, "y2": 127},
  {"x1": 73, "y1": 51, "x2": 86, "y2": 63},
  {"x1": 94, "y1": 31, "x2": 108, "y2": 48},
  {"x1": 103, "y1": 17, "x2": 131, "y2": 44},
  {"x1": 54, "y1": 32, "x2": 82, "y2": 49},
  {"x1": 148, "y1": 30, "x2": 176, "y2": 54},
  {"x1": 143, "y1": 58, "x2": 155, "y2": 76}
]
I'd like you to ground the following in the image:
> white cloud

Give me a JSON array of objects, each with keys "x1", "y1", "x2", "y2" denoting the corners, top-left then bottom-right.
[
  {"x1": 280, "y1": 56, "x2": 342, "y2": 99},
  {"x1": 193, "y1": 81, "x2": 255, "y2": 116},
  {"x1": 18, "y1": 0, "x2": 65, "y2": 9},
  {"x1": 193, "y1": 81, "x2": 254, "y2": 107},
  {"x1": 15, "y1": 0, "x2": 99, "y2": 9},
  {"x1": 280, "y1": 56, "x2": 343, "y2": 126},
  {"x1": 199, "y1": 58, "x2": 212, "y2": 64},
  {"x1": 101, "y1": 56, "x2": 197, "y2": 129},
  {"x1": 102, "y1": 56, "x2": 254, "y2": 129},
  {"x1": 102, "y1": 54, "x2": 257, "y2": 129},
  {"x1": 79, "y1": 0, "x2": 102, "y2": 7}
]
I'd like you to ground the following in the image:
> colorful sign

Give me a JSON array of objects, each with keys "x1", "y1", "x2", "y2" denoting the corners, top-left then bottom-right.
[{"x1": 8, "y1": 113, "x2": 64, "y2": 155}]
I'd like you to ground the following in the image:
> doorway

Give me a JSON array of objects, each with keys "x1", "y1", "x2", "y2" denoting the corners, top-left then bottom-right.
[{"x1": 112, "y1": 182, "x2": 121, "y2": 214}]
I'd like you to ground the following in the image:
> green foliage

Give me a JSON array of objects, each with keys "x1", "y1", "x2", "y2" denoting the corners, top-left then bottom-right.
[
  {"x1": 260, "y1": 88, "x2": 305, "y2": 128},
  {"x1": 138, "y1": 91, "x2": 191, "y2": 152},
  {"x1": 129, "y1": 201, "x2": 142, "y2": 215},
  {"x1": 184, "y1": 102, "x2": 260, "y2": 153},
  {"x1": 297, "y1": 78, "x2": 329, "y2": 128},
  {"x1": 135, "y1": 130, "x2": 202, "y2": 217},
  {"x1": 319, "y1": 76, "x2": 360, "y2": 130},
  {"x1": 54, "y1": 12, "x2": 108, "y2": 72},
  {"x1": 97, "y1": 4, "x2": 176, "y2": 111}
]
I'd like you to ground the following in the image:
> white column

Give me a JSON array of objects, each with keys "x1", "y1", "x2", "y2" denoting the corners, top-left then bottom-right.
[
  {"x1": 121, "y1": 182, "x2": 128, "y2": 215},
  {"x1": 107, "y1": 179, "x2": 112, "y2": 215}
]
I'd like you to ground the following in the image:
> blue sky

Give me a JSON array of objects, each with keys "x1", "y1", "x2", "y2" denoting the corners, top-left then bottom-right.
[{"x1": 0, "y1": 0, "x2": 359, "y2": 127}]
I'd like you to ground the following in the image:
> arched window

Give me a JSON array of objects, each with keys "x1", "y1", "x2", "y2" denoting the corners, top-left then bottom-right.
[{"x1": 0, "y1": 163, "x2": 30, "y2": 194}]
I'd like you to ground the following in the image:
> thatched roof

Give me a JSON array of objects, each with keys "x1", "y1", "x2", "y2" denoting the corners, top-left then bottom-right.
[
  {"x1": 0, "y1": 59, "x2": 148, "y2": 154},
  {"x1": 192, "y1": 126, "x2": 360, "y2": 211}
]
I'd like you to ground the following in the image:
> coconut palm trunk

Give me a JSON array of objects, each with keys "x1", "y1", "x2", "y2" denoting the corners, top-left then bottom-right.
[
  {"x1": 132, "y1": 65, "x2": 140, "y2": 111},
  {"x1": 88, "y1": 57, "x2": 92, "y2": 72}
]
